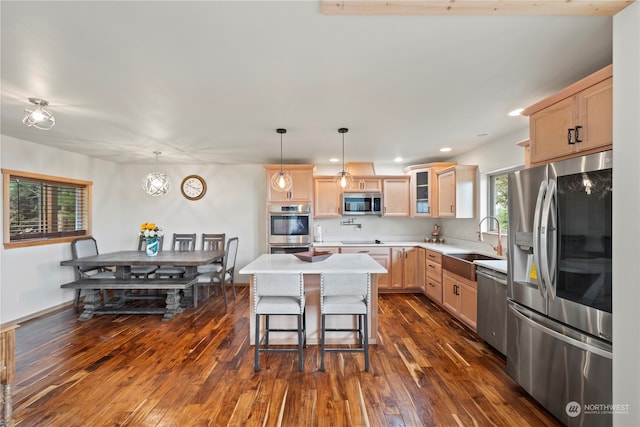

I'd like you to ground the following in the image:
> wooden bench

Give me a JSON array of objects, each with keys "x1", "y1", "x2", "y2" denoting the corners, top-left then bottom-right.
[{"x1": 61, "y1": 277, "x2": 198, "y2": 321}]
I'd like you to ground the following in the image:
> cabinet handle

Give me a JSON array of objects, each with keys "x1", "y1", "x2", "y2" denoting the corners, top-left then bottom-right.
[
  {"x1": 575, "y1": 125, "x2": 583, "y2": 143},
  {"x1": 450, "y1": 205, "x2": 454, "y2": 213},
  {"x1": 567, "y1": 128, "x2": 575, "y2": 145}
]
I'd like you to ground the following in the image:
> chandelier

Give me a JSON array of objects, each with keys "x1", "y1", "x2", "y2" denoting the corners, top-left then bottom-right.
[
  {"x1": 141, "y1": 151, "x2": 171, "y2": 196},
  {"x1": 270, "y1": 128, "x2": 293, "y2": 192},
  {"x1": 23, "y1": 98, "x2": 56, "y2": 130},
  {"x1": 334, "y1": 128, "x2": 353, "y2": 190}
]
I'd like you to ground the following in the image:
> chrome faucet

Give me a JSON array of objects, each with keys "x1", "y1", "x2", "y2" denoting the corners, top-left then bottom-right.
[{"x1": 478, "y1": 216, "x2": 503, "y2": 256}]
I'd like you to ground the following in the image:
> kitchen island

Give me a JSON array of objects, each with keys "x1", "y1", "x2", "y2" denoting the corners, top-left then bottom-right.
[{"x1": 239, "y1": 253, "x2": 387, "y2": 345}]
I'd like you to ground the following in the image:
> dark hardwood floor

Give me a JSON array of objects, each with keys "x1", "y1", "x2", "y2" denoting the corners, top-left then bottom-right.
[{"x1": 13, "y1": 288, "x2": 562, "y2": 426}]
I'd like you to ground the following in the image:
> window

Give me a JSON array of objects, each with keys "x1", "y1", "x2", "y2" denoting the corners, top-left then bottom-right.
[
  {"x1": 488, "y1": 166, "x2": 521, "y2": 233},
  {"x1": 3, "y1": 169, "x2": 92, "y2": 248}
]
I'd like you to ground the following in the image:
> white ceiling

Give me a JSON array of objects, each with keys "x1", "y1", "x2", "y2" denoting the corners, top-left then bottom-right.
[{"x1": 0, "y1": 1, "x2": 613, "y2": 167}]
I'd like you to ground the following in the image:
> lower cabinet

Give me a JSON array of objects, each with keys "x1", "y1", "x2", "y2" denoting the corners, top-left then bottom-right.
[
  {"x1": 390, "y1": 246, "x2": 419, "y2": 291},
  {"x1": 339, "y1": 246, "x2": 391, "y2": 290},
  {"x1": 425, "y1": 249, "x2": 443, "y2": 304},
  {"x1": 443, "y1": 270, "x2": 477, "y2": 330}
]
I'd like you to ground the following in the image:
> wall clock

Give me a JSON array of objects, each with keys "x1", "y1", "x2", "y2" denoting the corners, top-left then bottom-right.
[{"x1": 180, "y1": 175, "x2": 207, "y2": 200}]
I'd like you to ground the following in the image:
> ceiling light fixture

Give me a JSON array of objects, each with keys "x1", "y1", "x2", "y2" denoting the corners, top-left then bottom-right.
[
  {"x1": 440, "y1": 147, "x2": 452, "y2": 152},
  {"x1": 23, "y1": 98, "x2": 55, "y2": 130},
  {"x1": 270, "y1": 128, "x2": 293, "y2": 192},
  {"x1": 334, "y1": 128, "x2": 353, "y2": 190},
  {"x1": 508, "y1": 108, "x2": 524, "y2": 116},
  {"x1": 141, "y1": 151, "x2": 171, "y2": 196}
]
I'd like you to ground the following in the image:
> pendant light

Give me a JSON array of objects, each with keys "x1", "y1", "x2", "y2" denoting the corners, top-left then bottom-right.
[
  {"x1": 270, "y1": 128, "x2": 293, "y2": 192},
  {"x1": 141, "y1": 151, "x2": 171, "y2": 196},
  {"x1": 23, "y1": 98, "x2": 56, "y2": 130},
  {"x1": 334, "y1": 128, "x2": 353, "y2": 190}
]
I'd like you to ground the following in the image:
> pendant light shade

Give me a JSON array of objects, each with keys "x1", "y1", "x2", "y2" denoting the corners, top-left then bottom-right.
[
  {"x1": 141, "y1": 151, "x2": 171, "y2": 196},
  {"x1": 334, "y1": 128, "x2": 353, "y2": 190},
  {"x1": 270, "y1": 128, "x2": 293, "y2": 193},
  {"x1": 23, "y1": 98, "x2": 55, "y2": 130}
]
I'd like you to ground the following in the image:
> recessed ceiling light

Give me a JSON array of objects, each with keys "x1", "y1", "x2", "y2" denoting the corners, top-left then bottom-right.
[
  {"x1": 394, "y1": 157, "x2": 403, "y2": 162},
  {"x1": 440, "y1": 147, "x2": 452, "y2": 152},
  {"x1": 475, "y1": 132, "x2": 489, "y2": 138},
  {"x1": 508, "y1": 108, "x2": 524, "y2": 117},
  {"x1": 329, "y1": 158, "x2": 339, "y2": 163}
]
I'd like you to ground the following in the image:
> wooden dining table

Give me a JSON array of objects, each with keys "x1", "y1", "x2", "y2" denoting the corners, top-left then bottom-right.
[{"x1": 60, "y1": 250, "x2": 225, "y2": 321}]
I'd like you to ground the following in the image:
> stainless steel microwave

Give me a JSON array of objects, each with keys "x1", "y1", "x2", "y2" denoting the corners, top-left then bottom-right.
[{"x1": 342, "y1": 193, "x2": 382, "y2": 215}]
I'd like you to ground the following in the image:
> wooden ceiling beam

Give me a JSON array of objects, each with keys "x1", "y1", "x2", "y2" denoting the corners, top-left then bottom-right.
[{"x1": 320, "y1": 1, "x2": 635, "y2": 16}]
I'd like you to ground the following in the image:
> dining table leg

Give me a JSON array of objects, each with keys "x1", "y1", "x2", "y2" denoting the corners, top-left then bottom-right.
[
  {"x1": 78, "y1": 289, "x2": 102, "y2": 321},
  {"x1": 162, "y1": 289, "x2": 184, "y2": 321}
]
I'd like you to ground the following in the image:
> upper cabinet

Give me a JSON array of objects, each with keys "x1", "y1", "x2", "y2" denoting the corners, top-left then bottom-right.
[
  {"x1": 314, "y1": 177, "x2": 342, "y2": 218},
  {"x1": 436, "y1": 165, "x2": 477, "y2": 218},
  {"x1": 382, "y1": 177, "x2": 410, "y2": 217},
  {"x1": 265, "y1": 165, "x2": 314, "y2": 203},
  {"x1": 350, "y1": 177, "x2": 382, "y2": 192},
  {"x1": 403, "y1": 162, "x2": 455, "y2": 218},
  {"x1": 524, "y1": 65, "x2": 612, "y2": 166}
]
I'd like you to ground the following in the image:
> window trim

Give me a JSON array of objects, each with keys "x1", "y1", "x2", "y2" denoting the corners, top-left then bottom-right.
[{"x1": 2, "y1": 169, "x2": 93, "y2": 249}]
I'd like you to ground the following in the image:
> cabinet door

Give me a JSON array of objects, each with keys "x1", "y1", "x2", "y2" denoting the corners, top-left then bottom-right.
[
  {"x1": 425, "y1": 277, "x2": 443, "y2": 304},
  {"x1": 578, "y1": 77, "x2": 612, "y2": 152},
  {"x1": 266, "y1": 167, "x2": 313, "y2": 202},
  {"x1": 442, "y1": 272, "x2": 458, "y2": 315},
  {"x1": 417, "y1": 247, "x2": 426, "y2": 292},
  {"x1": 341, "y1": 246, "x2": 390, "y2": 290},
  {"x1": 354, "y1": 178, "x2": 382, "y2": 192},
  {"x1": 437, "y1": 171, "x2": 456, "y2": 218},
  {"x1": 412, "y1": 169, "x2": 433, "y2": 217},
  {"x1": 383, "y1": 178, "x2": 410, "y2": 217},
  {"x1": 313, "y1": 178, "x2": 341, "y2": 218},
  {"x1": 390, "y1": 248, "x2": 406, "y2": 289},
  {"x1": 529, "y1": 96, "x2": 576, "y2": 164},
  {"x1": 459, "y1": 281, "x2": 477, "y2": 330},
  {"x1": 403, "y1": 247, "x2": 420, "y2": 290}
]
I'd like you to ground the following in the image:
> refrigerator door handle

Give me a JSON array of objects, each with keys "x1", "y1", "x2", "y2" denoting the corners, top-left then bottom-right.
[
  {"x1": 532, "y1": 180, "x2": 548, "y2": 299},
  {"x1": 508, "y1": 302, "x2": 612, "y2": 359},
  {"x1": 539, "y1": 179, "x2": 558, "y2": 299}
]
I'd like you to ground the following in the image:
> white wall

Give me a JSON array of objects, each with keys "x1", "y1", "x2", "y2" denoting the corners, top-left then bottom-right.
[
  {"x1": 0, "y1": 135, "x2": 267, "y2": 323},
  {"x1": 613, "y1": 2, "x2": 640, "y2": 425}
]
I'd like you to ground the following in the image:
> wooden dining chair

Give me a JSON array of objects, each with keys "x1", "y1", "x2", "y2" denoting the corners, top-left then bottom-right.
[
  {"x1": 70, "y1": 237, "x2": 115, "y2": 311},
  {"x1": 155, "y1": 233, "x2": 196, "y2": 278},
  {"x1": 198, "y1": 233, "x2": 225, "y2": 273},
  {"x1": 196, "y1": 236, "x2": 238, "y2": 306}
]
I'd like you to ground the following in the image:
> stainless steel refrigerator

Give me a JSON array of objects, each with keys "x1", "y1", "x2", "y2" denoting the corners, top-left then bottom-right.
[{"x1": 506, "y1": 150, "x2": 612, "y2": 426}]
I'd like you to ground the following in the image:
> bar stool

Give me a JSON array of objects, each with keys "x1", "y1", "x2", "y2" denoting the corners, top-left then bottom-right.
[
  {"x1": 320, "y1": 272, "x2": 371, "y2": 372},
  {"x1": 254, "y1": 272, "x2": 306, "y2": 372}
]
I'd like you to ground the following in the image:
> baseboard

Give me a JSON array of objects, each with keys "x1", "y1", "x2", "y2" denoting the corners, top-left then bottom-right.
[{"x1": 7, "y1": 300, "x2": 75, "y2": 326}]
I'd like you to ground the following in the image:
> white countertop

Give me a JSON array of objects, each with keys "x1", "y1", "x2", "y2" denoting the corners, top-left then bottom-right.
[
  {"x1": 313, "y1": 240, "x2": 508, "y2": 274},
  {"x1": 239, "y1": 253, "x2": 388, "y2": 274}
]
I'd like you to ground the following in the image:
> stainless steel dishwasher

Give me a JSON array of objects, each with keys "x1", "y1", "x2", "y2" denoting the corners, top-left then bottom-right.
[{"x1": 476, "y1": 266, "x2": 507, "y2": 356}]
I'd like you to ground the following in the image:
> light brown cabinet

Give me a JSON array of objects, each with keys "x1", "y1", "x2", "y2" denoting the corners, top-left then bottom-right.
[
  {"x1": 443, "y1": 270, "x2": 477, "y2": 330},
  {"x1": 351, "y1": 177, "x2": 382, "y2": 192},
  {"x1": 390, "y1": 246, "x2": 419, "y2": 291},
  {"x1": 524, "y1": 65, "x2": 612, "y2": 166},
  {"x1": 425, "y1": 249, "x2": 443, "y2": 304},
  {"x1": 340, "y1": 246, "x2": 390, "y2": 289},
  {"x1": 265, "y1": 165, "x2": 314, "y2": 203},
  {"x1": 382, "y1": 177, "x2": 411, "y2": 217},
  {"x1": 404, "y1": 163, "x2": 455, "y2": 218},
  {"x1": 436, "y1": 165, "x2": 477, "y2": 218},
  {"x1": 313, "y1": 177, "x2": 341, "y2": 218},
  {"x1": 417, "y1": 247, "x2": 426, "y2": 293}
]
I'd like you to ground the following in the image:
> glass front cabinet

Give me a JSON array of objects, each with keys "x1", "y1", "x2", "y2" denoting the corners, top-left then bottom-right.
[{"x1": 404, "y1": 162, "x2": 455, "y2": 218}]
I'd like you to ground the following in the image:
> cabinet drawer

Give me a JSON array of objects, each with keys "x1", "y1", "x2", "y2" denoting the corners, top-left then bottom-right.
[
  {"x1": 425, "y1": 278, "x2": 442, "y2": 304},
  {"x1": 425, "y1": 250, "x2": 442, "y2": 264},
  {"x1": 426, "y1": 261, "x2": 442, "y2": 281},
  {"x1": 340, "y1": 246, "x2": 390, "y2": 256}
]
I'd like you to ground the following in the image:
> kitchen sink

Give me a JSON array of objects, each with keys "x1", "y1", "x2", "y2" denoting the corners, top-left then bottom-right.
[
  {"x1": 340, "y1": 240, "x2": 383, "y2": 245},
  {"x1": 442, "y1": 252, "x2": 501, "y2": 281}
]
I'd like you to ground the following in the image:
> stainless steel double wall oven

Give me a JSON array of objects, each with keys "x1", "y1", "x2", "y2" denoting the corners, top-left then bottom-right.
[
  {"x1": 507, "y1": 150, "x2": 612, "y2": 426},
  {"x1": 268, "y1": 204, "x2": 312, "y2": 254}
]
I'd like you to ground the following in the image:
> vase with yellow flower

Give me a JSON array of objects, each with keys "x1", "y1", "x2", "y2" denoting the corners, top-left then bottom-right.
[{"x1": 140, "y1": 222, "x2": 164, "y2": 256}]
